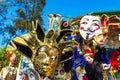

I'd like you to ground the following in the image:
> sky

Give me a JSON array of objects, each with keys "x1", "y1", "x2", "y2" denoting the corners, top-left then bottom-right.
[
  {"x1": 1, "y1": 0, "x2": 120, "y2": 47},
  {"x1": 42, "y1": 0, "x2": 120, "y2": 28}
]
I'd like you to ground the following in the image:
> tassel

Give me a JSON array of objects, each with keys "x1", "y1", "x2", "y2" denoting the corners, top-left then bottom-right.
[
  {"x1": 103, "y1": 71, "x2": 108, "y2": 80},
  {"x1": 109, "y1": 69, "x2": 117, "y2": 80}
]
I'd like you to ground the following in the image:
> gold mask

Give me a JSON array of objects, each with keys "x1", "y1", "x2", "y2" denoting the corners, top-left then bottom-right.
[
  {"x1": 33, "y1": 45, "x2": 60, "y2": 78},
  {"x1": 8, "y1": 20, "x2": 77, "y2": 79}
]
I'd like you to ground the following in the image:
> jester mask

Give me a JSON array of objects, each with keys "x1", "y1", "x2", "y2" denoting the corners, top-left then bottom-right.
[
  {"x1": 94, "y1": 14, "x2": 116, "y2": 44},
  {"x1": 8, "y1": 20, "x2": 77, "y2": 78},
  {"x1": 79, "y1": 15, "x2": 101, "y2": 40}
]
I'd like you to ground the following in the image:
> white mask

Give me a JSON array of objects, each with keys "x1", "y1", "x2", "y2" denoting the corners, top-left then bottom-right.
[{"x1": 79, "y1": 15, "x2": 101, "y2": 40}]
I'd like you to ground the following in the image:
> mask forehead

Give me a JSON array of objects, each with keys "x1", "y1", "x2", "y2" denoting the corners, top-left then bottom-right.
[{"x1": 80, "y1": 15, "x2": 100, "y2": 24}]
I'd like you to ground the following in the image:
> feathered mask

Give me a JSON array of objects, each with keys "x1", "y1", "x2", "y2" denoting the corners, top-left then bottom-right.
[{"x1": 100, "y1": 14, "x2": 116, "y2": 34}]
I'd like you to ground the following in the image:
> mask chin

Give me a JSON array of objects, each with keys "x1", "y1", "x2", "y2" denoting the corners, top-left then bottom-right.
[
  {"x1": 85, "y1": 33, "x2": 90, "y2": 40},
  {"x1": 80, "y1": 30, "x2": 95, "y2": 40},
  {"x1": 85, "y1": 33, "x2": 94, "y2": 40}
]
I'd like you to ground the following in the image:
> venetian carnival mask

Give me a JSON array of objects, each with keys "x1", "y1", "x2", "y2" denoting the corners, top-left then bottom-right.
[
  {"x1": 29, "y1": 29, "x2": 62, "y2": 78},
  {"x1": 94, "y1": 14, "x2": 116, "y2": 44},
  {"x1": 79, "y1": 15, "x2": 101, "y2": 40},
  {"x1": 33, "y1": 44, "x2": 60, "y2": 77},
  {"x1": 8, "y1": 20, "x2": 77, "y2": 78}
]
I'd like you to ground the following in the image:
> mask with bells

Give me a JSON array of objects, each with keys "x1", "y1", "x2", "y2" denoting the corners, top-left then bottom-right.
[{"x1": 94, "y1": 14, "x2": 116, "y2": 44}]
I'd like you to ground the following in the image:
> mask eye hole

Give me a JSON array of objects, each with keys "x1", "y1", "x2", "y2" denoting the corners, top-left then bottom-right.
[
  {"x1": 90, "y1": 23, "x2": 99, "y2": 32},
  {"x1": 51, "y1": 56, "x2": 57, "y2": 60},
  {"x1": 103, "y1": 33, "x2": 107, "y2": 37},
  {"x1": 38, "y1": 52, "x2": 47, "y2": 58},
  {"x1": 92, "y1": 23, "x2": 99, "y2": 26},
  {"x1": 39, "y1": 54, "x2": 46, "y2": 58},
  {"x1": 82, "y1": 22, "x2": 88, "y2": 25}
]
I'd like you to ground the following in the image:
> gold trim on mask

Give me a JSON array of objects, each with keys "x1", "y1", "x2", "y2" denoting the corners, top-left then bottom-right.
[
  {"x1": 92, "y1": 39, "x2": 98, "y2": 46},
  {"x1": 14, "y1": 37, "x2": 28, "y2": 46},
  {"x1": 38, "y1": 52, "x2": 48, "y2": 57}
]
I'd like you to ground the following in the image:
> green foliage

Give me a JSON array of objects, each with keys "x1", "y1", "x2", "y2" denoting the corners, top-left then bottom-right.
[
  {"x1": 0, "y1": 0, "x2": 46, "y2": 70},
  {"x1": 14, "y1": 51, "x2": 21, "y2": 68},
  {"x1": 0, "y1": 1, "x2": 17, "y2": 47},
  {"x1": 0, "y1": 47, "x2": 8, "y2": 70},
  {"x1": 4, "y1": 26, "x2": 17, "y2": 36},
  {"x1": 14, "y1": 0, "x2": 46, "y2": 32},
  {"x1": 14, "y1": 19, "x2": 27, "y2": 31},
  {"x1": 0, "y1": 0, "x2": 46, "y2": 47},
  {"x1": 16, "y1": 9, "x2": 25, "y2": 18}
]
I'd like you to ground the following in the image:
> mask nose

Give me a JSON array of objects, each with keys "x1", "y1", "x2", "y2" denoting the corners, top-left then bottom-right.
[
  {"x1": 45, "y1": 57, "x2": 50, "y2": 63},
  {"x1": 43, "y1": 56, "x2": 50, "y2": 63},
  {"x1": 100, "y1": 35, "x2": 104, "y2": 39}
]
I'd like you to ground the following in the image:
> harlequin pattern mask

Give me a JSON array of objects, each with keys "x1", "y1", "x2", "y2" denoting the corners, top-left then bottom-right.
[{"x1": 79, "y1": 15, "x2": 101, "y2": 40}]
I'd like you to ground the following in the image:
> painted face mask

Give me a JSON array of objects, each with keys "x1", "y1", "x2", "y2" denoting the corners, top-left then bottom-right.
[
  {"x1": 94, "y1": 15, "x2": 116, "y2": 44},
  {"x1": 33, "y1": 44, "x2": 60, "y2": 77},
  {"x1": 79, "y1": 15, "x2": 101, "y2": 40},
  {"x1": 8, "y1": 20, "x2": 77, "y2": 79}
]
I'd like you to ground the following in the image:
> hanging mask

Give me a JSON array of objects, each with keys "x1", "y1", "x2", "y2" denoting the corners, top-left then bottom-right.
[
  {"x1": 79, "y1": 15, "x2": 101, "y2": 40},
  {"x1": 33, "y1": 42, "x2": 60, "y2": 77},
  {"x1": 8, "y1": 20, "x2": 77, "y2": 78},
  {"x1": 94, "y1": 14, "x2": 116, "y2": 44}
]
